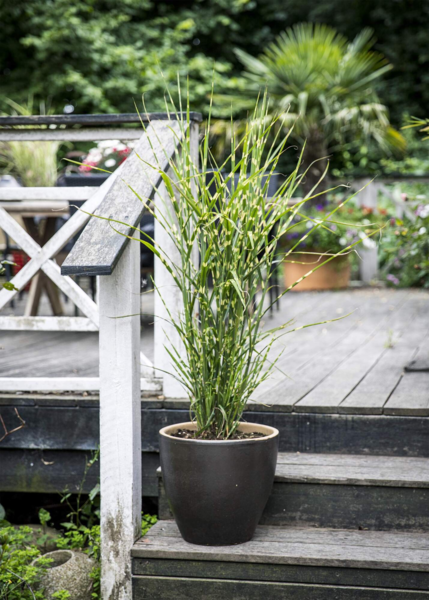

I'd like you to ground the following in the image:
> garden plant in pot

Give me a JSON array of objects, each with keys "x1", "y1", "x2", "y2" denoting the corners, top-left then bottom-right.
[
  {"x1": 282, "y1": 200, "x2": 382, "y2": 291},
  {"x1": 105, "y1": 94, "x2": 380, "y2": 546}
]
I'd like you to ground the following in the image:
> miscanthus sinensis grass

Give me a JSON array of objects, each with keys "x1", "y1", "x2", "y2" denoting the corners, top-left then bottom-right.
[{"x1": 99, "y1": 91, "x2": 381, "y2": 439}]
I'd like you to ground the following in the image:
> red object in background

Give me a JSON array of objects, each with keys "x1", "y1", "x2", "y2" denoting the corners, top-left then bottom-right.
[{"x1": 11, "y1": 250, "x2": 30, "y2": 291}]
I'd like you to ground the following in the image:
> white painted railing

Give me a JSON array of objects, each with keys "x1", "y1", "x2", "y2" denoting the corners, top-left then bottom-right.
[{"x1": 0, "y1": 111, "x2": 201, "y2": 599}]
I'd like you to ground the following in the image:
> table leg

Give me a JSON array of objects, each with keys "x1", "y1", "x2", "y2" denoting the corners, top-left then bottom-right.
[{"x1": 22, "y1": 217, "x2": 64, "y2": 316}]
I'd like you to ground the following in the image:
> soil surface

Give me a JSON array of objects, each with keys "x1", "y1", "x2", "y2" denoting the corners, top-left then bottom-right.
[{"x1": 171, "y1": 428, "x2": 266, "y2": 440}]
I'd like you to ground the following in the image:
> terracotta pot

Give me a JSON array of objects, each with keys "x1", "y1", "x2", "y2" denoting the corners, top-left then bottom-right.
[
  {"x1": 159, "y1": 421, "x2": 279, "y2": 546},
  {"x1": 284, "y1": 253, "x2": 350, "y2": 291}
]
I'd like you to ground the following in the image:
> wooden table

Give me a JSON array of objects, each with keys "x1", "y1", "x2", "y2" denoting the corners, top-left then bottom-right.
[{"x1": 1, "y1": 200, "x2": 69, "y2": 316}]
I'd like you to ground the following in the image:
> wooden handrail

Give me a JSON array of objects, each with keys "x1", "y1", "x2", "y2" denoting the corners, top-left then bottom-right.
[
  {"x1": 0, "y1": 112, "x2": 202, "y2": 126},
  {"x1": 61, "y1": 118, "x2": 190, "y2": 276}
]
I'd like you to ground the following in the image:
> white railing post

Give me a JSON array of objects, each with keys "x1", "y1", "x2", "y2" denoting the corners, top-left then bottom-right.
[
  {"x1": 154, "y1": 123, "x2": 199, "y2": 398},
  {"x1": 354, "y1": 179, "x2": 379, "y2": 284},
  {"x1": 154, "y1": 179, "x2": 187, "y2": 398},
  {"x1": 98, "y1": 239, "x2": 141, "y2": 600}
]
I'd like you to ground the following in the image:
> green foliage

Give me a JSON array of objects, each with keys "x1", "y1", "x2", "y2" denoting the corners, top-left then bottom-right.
[
  {"x1": 60, "y1": 450, "x2": 100, "y2": 530},
  {"x1": 222, "y1": 23, "x2": 404, "y2": 180},
  {"x1": 56, "y1": 514, "x2": 157, "y2": 600},
  {"x1": 0, "y1": 100, "x2": 60, "y2": 187},
  {"x1": 0, "y1": 525, "x2": 52, "y2": 599},
  {"x1": 0, "y1": 0, "x2": 233, "y2": 115},
  {"x1": 0, "y1": 261, "x2": 18, "y2": 292},
  {"x1": 56, "y1": 526, "x2": 100, "y2": 559},
  {"x1": 38, "y1": 510, "x2": 50, "y2": 529},
  {"x1": 1, "y1": 0, "x2": 427, "y2": 125},
  {"x1": 51, "y1": 592, "x2": 70, "y2": 600},
  {"x1": 379, "y1": 126, "x2": 429, "y2": 176},
  {"x1": 379, "y1": 190, "x2": 429, "y2": 288},
  {"x1": 0, "y1": 451, "x2": 155, "y2": 600},
  {"x1": 403, "y1": 116, "x2": 429, "y2": 141},
  {"x1": 54, "y1": 445, "x2": 156, "y2": 599},
  {"x1": 141, "y1": 514, "x2": 157, "y2": 537},
  {"x1": 281, "y1": 200, "x2": 383, "y2": 256}
]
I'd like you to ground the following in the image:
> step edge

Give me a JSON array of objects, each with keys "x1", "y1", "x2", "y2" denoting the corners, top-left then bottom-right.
[
  {"x1": 130, "y1": 546, "x2": 429, "y2": 573},
  {"x1": 273, "y1": 475, "x2": 429, "y2": 488}
]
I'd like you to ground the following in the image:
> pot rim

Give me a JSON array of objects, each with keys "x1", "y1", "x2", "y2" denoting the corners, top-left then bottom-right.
[{"x1": 159, "y1": 421, "x2": 279, "y2": 443}]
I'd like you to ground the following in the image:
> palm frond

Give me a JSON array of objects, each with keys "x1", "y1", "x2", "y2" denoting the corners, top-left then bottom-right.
[{"x1": 218, "y1": 22, "x2": 404, "y2": 157}]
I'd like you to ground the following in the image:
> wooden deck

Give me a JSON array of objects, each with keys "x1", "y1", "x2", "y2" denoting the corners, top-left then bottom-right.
[{"x1": 1, "y1": 288, "x2": 428, "y2": 416}]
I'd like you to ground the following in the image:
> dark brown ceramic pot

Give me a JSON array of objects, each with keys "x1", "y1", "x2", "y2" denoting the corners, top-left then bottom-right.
[{"x1": 159, "y1": 421, "x2": 279, "y2": 546}]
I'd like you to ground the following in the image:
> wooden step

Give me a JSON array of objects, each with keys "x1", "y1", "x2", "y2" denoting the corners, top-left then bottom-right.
[
  {"x1": 159, "y1": 453, "x2": 429, "y2": 531},
  {"x1": 132, "y1": 521, "x2": 429, "y2": 599},
  {"x1": 142, "y1": 407, "x2": 429, "y2": 457}
]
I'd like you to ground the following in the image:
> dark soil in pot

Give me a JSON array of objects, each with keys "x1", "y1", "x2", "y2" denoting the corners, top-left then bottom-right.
[
  {"x1": 171, "y1": 428, "x2": 265, "y2": 440},
  {"x1": 159, "y1": 421, "x2": 279, "y2": 546}
]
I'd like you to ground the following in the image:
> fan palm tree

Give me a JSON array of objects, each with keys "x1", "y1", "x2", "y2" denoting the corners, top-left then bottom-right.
[{"x1": 227, "y1": 24, "x2": 405, "y2": 195}]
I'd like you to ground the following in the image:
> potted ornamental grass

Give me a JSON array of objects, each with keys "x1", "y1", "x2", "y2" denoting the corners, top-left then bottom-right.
[
  {"x1": 105, "y1": 93, "x2": 380, "y2": 546},
  {"x1": 282, "y1": 201, "x2": 382, "y2": 291}
]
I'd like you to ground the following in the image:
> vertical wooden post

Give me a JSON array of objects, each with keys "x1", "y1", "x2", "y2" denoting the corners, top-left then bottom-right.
[
  {"x1": 154, "y1": 178, "x2": 186, "y2": 398},
  {"x1": 98, "y1": 239, "x2": 141, "y2": 600},
  {"x1": 354, "y1": 179, "x2": 379, "y2": 283},
  {"x1": 154, "y1": 123, "x2": 199, "y2": 398}
]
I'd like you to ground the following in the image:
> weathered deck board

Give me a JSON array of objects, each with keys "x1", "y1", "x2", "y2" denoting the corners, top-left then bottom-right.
[
  {"x1": 132, "y1": 559, "x2": 429, "y2": 592},
  {"x1": 0, "y1": 328, "x2": 154, "y2": 378},
  {"x1": 1, "y1": 289, "x2": 428, "y2": 415},
  {"x1": 385, "y1": 372, "x2": 429, "y2": 416},
  {"x1": 340, "y1": 334, "x2": 429, "y2": 415},
  {"x1": 406, "y1": 336, "x2": 429, "y2": 372},
  {"x1": 133, "y1": 577, "x2": 429, "y2": 599},
  {"x1": 252, "y1": 291, "x2": 374, "y2": 399},
  {"x1": 133, "y1": 577, "x2": 429, "y2": 600},
  {"x1": 275, "y1": 452, "x2": 429, "y2": 487},
  {"x1": 262, "y1": 290, "x2": 412, "y2": 409},
  {"x1": 132, "y1": 521, "x2": 429, "y2": 572},
  {"x1": 295, "y1": 293, "x2": 428, "y2": 413}
]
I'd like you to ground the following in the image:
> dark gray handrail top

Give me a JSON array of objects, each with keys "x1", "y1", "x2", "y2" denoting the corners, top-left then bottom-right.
[
  {"x1": 61, "y1": 119, "x2": 186, "y2": 277},
  {"x1": 0, "y1": 112, "x2": 202, "y2": 127}
]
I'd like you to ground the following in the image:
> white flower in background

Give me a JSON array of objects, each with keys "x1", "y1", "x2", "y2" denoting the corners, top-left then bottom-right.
[
  {"x1": 358, "y1": 230, "x2": 376, "y2": 248},
  {"x1": 419, "y1": 227, "x2": 427, "y2": 235},
  {"x1": 80, "y1": 139, "x2": 135, "y2": 173},
  {"x1": 362, "y1": 237, "x2": 377, "y2": 249},
  {"x1": 339, "y1": 237, "x2": 347, "y2": 246},
  {"x1": 306, "y1": 221, "x2": 313, "y2": 229},
  {"x1": 98, "y1": 139, "x2": 121, "y2": 149},
  {"x1": 86, "y1": 149, "x2": 103, "y2": 163},
  {"x1": 418, "y1": 205, "x2": 429, "y2": 219}
]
